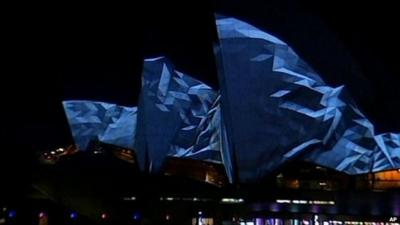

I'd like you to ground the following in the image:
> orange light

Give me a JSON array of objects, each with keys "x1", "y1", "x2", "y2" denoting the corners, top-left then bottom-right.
[{"x1": 374, "y1": 170, "x2": 400, "y2": 181}]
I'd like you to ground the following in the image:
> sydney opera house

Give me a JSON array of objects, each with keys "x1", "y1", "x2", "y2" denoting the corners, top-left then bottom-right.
[
  {"x1": 2, "y1": 15, "x2": 400, "y2": 225},
  {"x1": 62, "y1": 15, "x2": 400, "y2": 182}
]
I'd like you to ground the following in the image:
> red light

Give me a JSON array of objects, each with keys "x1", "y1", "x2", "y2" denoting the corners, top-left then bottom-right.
[{"x1": 101, "y1": 213, "x2": 108, "y2": 219}]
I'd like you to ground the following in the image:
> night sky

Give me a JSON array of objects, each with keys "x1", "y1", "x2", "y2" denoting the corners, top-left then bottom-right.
[{"x1": 2, "y1": 1, "x2": 400, "y2": 194}]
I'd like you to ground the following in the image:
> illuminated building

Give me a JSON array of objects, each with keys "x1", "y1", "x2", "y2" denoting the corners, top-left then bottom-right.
[
  {"x1": 63, "y1": 16, "x2": 399, "y2": 184},
  {"x1": 19, "y1": 14, "x2": 400, "y2": 225}
]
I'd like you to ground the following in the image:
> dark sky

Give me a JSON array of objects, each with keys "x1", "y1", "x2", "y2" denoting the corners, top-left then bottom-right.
[{"x1": 2, "y1": 1, "x2": 400, "y2": 191}]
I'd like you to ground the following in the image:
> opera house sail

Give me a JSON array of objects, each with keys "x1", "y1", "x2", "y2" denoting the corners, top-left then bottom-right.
[{"x1": 62, "y1": 16, "x2": 400, "y2": 184}]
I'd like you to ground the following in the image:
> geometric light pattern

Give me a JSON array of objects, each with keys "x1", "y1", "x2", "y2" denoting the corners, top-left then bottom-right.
[
  {"x1": 169, "y1": 95, "x2": 223, "y2": 163},
  {"x1": 62, "y1": 16, "x2": 400, "y2": 183},
  {"x1": 62, "y1": 100, "x2": 137, "y2": 150},
  {"x1": 169, "y1": 95, "x2": 235, "y2": 182},
  {"x1": 134, "y1": 56, "x2": 218, "y2": 172},
  {"x1": 215, "y1": 16, "x2": 400, "y2": 181},
  {"x1": 374, "y1": 132, "x2": 400, "y2": 171}
]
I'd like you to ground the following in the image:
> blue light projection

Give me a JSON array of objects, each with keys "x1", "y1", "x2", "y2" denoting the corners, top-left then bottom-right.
[
  {"x1": 63, "y1": 100, "x2": 137, "y2": 150},
  {"x1": 134, "y1": 56, "x2": 218, "y2": 172},
  {"x1": 169, "y1": 95, "x2": 234, "y2": 182},
  {"x1": 373, "y1": 132, "x2": 400, "y2": 171},
  {"x1": 214, "y1": 16, "x2": 400, "y2": 181},
  {"x1": 169, "y1": 95, "x2": 222, "y2": 162},
  {"x1": 63, "y1": 15, "x2": 399, "y2": 183}
]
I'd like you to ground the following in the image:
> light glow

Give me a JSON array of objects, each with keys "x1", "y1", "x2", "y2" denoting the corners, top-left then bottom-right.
[
  {"x1": 39, "y1": 212, "x2": 46, "y2": 218},
  {"x1": 276, "y1": 199, "x2": 335, "y2": 205},
  {"x1": 221, "y1": 198, "x2": 244, "y2": 203}
]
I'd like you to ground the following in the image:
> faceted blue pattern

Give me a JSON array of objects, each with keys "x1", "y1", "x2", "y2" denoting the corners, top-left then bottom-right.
[
  {"x1": 169, "y1": 95, "x2": 222, "y2": 163},
  {"x1": 374, "y1": 133, "x2": 400, "y2": 172},
  {"x1": 169, "y1": 95, "x2": 235, "y2": 182},
  {"x1": 62, "y1": 16, "x2": 399, "y2": 183},
  {"x1": 134, "y1": 57, "x2": 218, "y2": 172},
  {"x1": 63, "y1": 100, "x2": 137, "y2": 150},
  {"x1": 215, "y1": 16, "x2": 400, "y2": 181}
]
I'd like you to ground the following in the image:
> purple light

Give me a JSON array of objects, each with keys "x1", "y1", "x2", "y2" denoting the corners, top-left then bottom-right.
[
  {"x1": 310, "y1": 205, "x2": 321, "y2": 214},
  {"x1": 393, "y1": 196, "x2": 400, "y2": 215},
  {"x1": 267, "y1": 218, "x2": 275, "y2": 225},
  {"x1": 269, "y1": 203, "x2": 281, "y2": 212},
  {"x1": 256, "y1": 218, "x2": 265, "y2": 225},
  {"x1": 39, "y1": 212, "x2": 46, "y2": 218}
]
